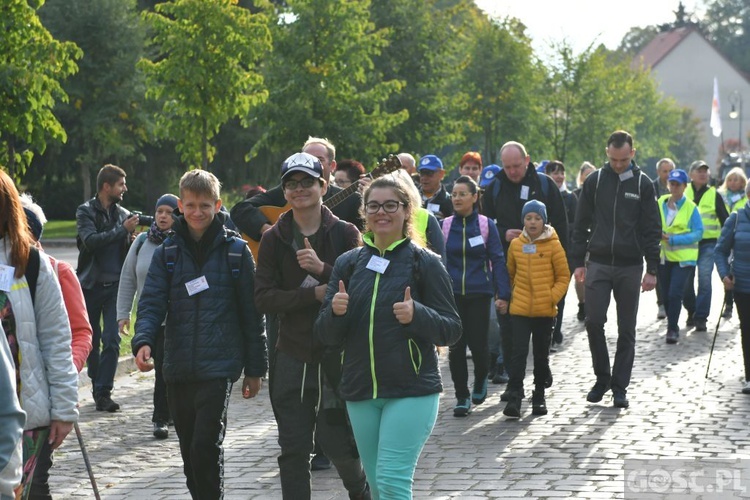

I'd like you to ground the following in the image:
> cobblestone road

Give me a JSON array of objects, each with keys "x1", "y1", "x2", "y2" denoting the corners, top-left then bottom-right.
[{"x1": 48, "y1": 275, "x2": 750, "y2": 499}]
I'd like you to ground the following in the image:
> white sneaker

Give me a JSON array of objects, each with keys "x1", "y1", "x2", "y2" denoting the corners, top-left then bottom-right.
[
  {"x1": 657, "y1": 305, "x2": 666, "y2": 320},
  {"x1": 742, "y1": 380, "x2": 750, "y2": 394}
]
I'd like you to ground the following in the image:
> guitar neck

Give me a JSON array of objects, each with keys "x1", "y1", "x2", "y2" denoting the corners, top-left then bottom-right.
[{"x1": 324, "y1": 174, "x2": 371, "y2": 210}]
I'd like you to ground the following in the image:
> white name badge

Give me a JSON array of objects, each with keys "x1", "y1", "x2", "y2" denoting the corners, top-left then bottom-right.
[
  {"x1": 619, "y1": 170, "x2": 634, "y2": 181},
  {"x1": 469, "y1": 235, "x2": 485, "y2": 247},
  {"x1": 300, "y1": 275, "x2": 320, "y2": 288},
  {"x1": 731, "y1": 193, "x2": 742, "y2": 203},
  {"x1": 427, "y1": 203, "x2": 440, "y2": 213},
  {"x1": 0, "y1": 265, "x2": 15, "y2": 293},
  {"x1": 520, "y1": 185, "x2": 530, "y2": 200},
  {"x1": 366, "y1": 255, "x2": 390, "y2": 274},
  {"x1": 185, "y1": 276, "x2": 209, "y2": 296},
  {"x1": 522, "y1": 244, "x2": 537, "y2": 254}
]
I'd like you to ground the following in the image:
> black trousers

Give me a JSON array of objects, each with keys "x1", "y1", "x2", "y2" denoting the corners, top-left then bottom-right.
[
  {"x1": 507, "y1": 315, "x2": 553, "y2": 394},
  {"x1": 735, "y1": 291, "x2": 750, "y2": 381},
  {"x1": 152, "y1": 326, "x2": 170, "y2": 423},
  {"x1": 168, "y1": 378, "x2": 233, "y2": 500},
  {"x1": 448, "y1": 294, "x2": 491, "y2": 399},
  {"x1": 270, "y1": 350, "x2": 366, "y2": 499}
]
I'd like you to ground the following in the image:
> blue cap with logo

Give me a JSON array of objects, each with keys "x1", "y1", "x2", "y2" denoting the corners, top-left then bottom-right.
[
  {"x1": 667, "y1": 169, "x2": 689, "y2": 184},
  {"x1": 418, "y1": 154, "x2": 444, "y2": 172},
  {"x1": 280, "y1": 152, "x2": 323, "y2": 181},
  {"x1": 479, "y1": 164, "x2": 502, "y2": 188}
]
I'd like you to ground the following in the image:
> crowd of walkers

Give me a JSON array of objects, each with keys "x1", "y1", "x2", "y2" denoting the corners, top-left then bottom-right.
[{"x1": 1, "y1": 130, "x2": 749, "y2": 499}]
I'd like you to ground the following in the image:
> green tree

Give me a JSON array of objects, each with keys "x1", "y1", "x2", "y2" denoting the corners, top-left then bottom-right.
[
  {"x1": 140, "y1": 0, "x2": 271, "y2": 170},
  {"x1": 461, "y1": 16, "x2": 541, "y2": 165},
  {"x1": 0, "y1": 0, "x2": 81, "y2": 179},
  {"x1": 249, "y1": 0, "x2": 406, "y2": 181},
  {"x1": 369, "y1": 0, "x2": 465, "y2": 159},
  {"x1": 702, "y1": 0, "x2": 750, "y2": 75},
  {"x1": 38, "y1": 0, "x2": 149, "y2": 201}
]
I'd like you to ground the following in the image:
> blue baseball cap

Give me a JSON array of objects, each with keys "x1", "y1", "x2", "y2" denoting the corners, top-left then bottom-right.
[
  {"x1": 280, "y1": 152, "x2": 323, "y2": 181},
  {"x1": 479, "y1": 164, "x2": 502, "y2": 188},
  {"x1": 418, "y1": 154, "x2": 444, "y2": 172},
  {"x1": 667, "y1": 169, "x2": 688, "y2": 184}
]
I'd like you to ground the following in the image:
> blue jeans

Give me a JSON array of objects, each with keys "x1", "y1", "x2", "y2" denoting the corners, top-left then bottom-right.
[
  {"x1": 658, "y1": 262, "x2": 693, "y2": 332},
  {"x1": 683, "y1": 241, "x2": 716, "y2": 321},
  {"x1": 84, "y1": 282, "x2": 120, "y2": 397},
  {"x1": 346, "y1": 394, "x2": 439, "y2": 500}
]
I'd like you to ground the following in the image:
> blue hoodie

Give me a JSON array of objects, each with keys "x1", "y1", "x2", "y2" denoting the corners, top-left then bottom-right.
[{"x1": 443, "y1": 210, "x2": 511, "y2": 299}]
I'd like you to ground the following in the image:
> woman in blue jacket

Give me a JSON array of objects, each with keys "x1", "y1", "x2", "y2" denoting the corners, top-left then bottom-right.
[
  {"x1": 442, "y1": 175, "x2": 510, "y2": 417},
  {"x1": 315, "y1": 175, "x2": 462, "y2": 500},
  {"x1": 715, "y1": 181, "x2": 750, "y2": 394},
  {"x1": 657, "y1": 169, "x2": 703, "y2": 345}
]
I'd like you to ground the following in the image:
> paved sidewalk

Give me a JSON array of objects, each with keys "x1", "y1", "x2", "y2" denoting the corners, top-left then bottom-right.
[{"x1": 50, "y1": 280, "x2": 750, "y2": 499}]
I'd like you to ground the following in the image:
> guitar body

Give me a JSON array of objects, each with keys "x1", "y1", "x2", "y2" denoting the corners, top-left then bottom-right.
[
  {"x1": 244, "y1": 204, "x2": 291, "y2": 261},
  {"x1": 243, "y1": 154, "x2": 401, "y2": 262}
]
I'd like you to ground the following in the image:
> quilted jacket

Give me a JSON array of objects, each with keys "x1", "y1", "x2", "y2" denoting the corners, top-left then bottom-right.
[{"x1": 507, "y1": 226, "x2": 570, "y2": 318}]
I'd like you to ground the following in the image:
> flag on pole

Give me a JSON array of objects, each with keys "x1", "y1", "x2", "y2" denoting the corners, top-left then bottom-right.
[{"x1": 710, "y1": 77, "x2": 722, "y2": 138}]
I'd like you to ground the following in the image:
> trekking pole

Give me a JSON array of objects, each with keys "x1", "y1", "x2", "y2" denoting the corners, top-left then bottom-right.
[
  {"x1": 74, "y1": 423, "x2": 101, "y2": 500},
  {"x1": 705, "y1": 300, "x2": 727, "y2": 379}
]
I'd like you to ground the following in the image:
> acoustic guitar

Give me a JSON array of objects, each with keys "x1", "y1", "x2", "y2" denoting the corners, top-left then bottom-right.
[{"x1": 245, "y1": 154, "x2": 402, "y2": 260}]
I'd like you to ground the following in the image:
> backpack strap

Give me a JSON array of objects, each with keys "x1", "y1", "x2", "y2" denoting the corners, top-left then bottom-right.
[
  {"x1": 227, "y1": 237, "x2": 245, "y2": 279},
  {"x1": 134, "y1": 232, "x2": 148, "y2": 257},
  {"x1": 26, "y1": 246, "x2": 41, "y2": 305},
  {"x1": 478, "y1": 214, "x2": 489, "y2": 243},
  {"x1": 441, "y1": 215, "x2": 455, "y2": 243},
  {"x1": 163, "y1": 239, "x2": 179, "y2": 274}
]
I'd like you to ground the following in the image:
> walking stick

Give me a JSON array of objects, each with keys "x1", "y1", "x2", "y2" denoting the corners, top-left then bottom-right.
[
  {"x1": 705, "y1": 300, "x2": 727, "y2": 379},
  {"x1": 74, "y1": 423, "x2": 101, "y2": 500}
]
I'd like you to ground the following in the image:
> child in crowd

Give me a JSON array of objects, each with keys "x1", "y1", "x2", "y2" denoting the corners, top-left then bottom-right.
[{"x1": 504, "y1": 200, "x2": 569, "y2": 418}]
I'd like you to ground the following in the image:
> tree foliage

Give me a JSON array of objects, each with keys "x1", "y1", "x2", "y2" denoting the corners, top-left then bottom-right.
[
  {"x1": 702, "y1": 0, "x2": 750, "y2": 75},
  {"x1": 0, "y1": 0, "x2": 81, "y2": 179},
  {"x1": 249, "y1": 0, "x2": 406, "y2": 180},
  {"x1": 139, "y1": 0, "x2": 271, "y2": 169}
]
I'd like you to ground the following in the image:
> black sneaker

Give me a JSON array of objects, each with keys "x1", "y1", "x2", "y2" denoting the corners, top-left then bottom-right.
[
  {"x1": 311, "y1": 453, "x2": 332, "y2": 471},
  {"x1": 500, "y1": 388, "x2": 511, "y2": 401},
  {"x1": 503, "y1": 395, "x2": 522, "y2": 418},
  {"x1": 531, "y1": 389, "x2": 547, "y2": 415},
  {"x1": 723, "y1": 308, "x2": 733, "y2": 320},
  {"x1": 666, "y1": 330, "x2": 679, "y2": 344},
  {"x1": 153, "y1": 422, "x2": 169, "y2": 440},
  {"x1": 586, "y1": 381, "x2": 609, "y2": 403},
  {"x1": 95, "y1": 395, "x2": 120, "y2": 412},
  {"x1": 686, "y1": 310, "x2": 695, "y2": 327},
  {"x1": 492, "y1": 370, "x2": 509, "y2": 384},
  {"x1": 694, "y1": 319, "x2": 707, "y2": 332},
  {"x1": 577, "y1": 303, "x2": 585, "y2": 321},
  {"x1": 613, "y1": 390, "x2": 629, "y2": 409}
]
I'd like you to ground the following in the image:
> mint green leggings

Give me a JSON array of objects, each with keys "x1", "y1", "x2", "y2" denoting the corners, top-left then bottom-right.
[{"x1": 346, "y1": 394, "x2": 439, "y2": 499}]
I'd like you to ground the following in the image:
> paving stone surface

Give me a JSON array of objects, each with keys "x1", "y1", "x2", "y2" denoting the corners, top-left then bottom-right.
[{"x1": 48, "y1": 274, "x2": 750, "y2": 499}]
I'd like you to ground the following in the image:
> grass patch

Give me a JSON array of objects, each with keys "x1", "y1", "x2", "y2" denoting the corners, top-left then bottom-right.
[{"x1": 44, "y1": 220, "x2": 78, "y2": 239}]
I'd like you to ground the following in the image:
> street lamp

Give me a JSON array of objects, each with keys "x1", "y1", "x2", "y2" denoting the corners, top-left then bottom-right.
[{"x1": 728, "y1": 90, "x2": 743, "y2": 149}]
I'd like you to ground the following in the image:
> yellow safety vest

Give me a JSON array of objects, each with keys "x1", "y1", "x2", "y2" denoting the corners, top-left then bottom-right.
[
  {"x1": 659, "y1": 194, "x2": 699, "y2": 263},
  {"x1": 686, "y1": 185, "x2": 720, "y2": 239},
  {"x1": 415, "y1": 207, "x2": 429, "y2": 241},
  {"x1": 726, "y1": 192, "x2": 748, "y2": 213}
]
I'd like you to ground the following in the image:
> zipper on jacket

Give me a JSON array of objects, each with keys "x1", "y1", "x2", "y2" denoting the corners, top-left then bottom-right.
[
  {"x1": 611, "y1": 177, "x2": 620, "y2": 265},
  {"x1": 461, "y1": 218, "x2": 467, "y2": 295},
  {"x1": 368, "y1": 268, "x2": 381, "y2": 399}
]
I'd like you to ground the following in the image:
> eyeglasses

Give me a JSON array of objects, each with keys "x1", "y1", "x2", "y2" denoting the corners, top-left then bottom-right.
[
  {"x1": 283, "y1": 177, "x2": 318, "y2": 190},
  {"x1": 365, "y1": 200, "x2": 405, "y2": 214},
  {"x1": 450, "y1": 191, "x2": 473, "y2": 199}
]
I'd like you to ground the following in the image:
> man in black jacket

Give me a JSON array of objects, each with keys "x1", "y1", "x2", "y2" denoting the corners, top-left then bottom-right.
[
  {"x1": 480, "y1": 141, "x2": 568, "y2": 398},
  {"x1": 571, "y1": 131, "x2": 661, "y2": 409},
  {"x1": 76, "y1": 164, "x2": 139, "y2": 413}
]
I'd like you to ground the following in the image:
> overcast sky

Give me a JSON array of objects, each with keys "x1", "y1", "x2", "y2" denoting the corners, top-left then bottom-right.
[{"x1": 474, "y1": 0, "x2": 705, "y2": 58}]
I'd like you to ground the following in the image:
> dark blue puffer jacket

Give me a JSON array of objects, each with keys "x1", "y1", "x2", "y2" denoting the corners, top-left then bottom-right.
[
  {"x1": 132, "y1": 217, "x2": 267, "y2": 383},
  {"x1": 716, "y1": 207, "x2": 750, "y2": 294}
]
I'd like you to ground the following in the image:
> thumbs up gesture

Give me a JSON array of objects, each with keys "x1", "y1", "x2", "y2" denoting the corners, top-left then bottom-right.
[
  {"x1": 332, "y1": 280, "x2": 349, "y2": 316},
  {"x1": 297, "y1": 237, "x2": 324, "y2": 275},
  {"x1": 393, "y1": 287, "x2": 414, "y2": 325}
]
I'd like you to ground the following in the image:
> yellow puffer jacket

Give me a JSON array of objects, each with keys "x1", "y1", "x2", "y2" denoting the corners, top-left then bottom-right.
[{"x1": 507, "y1": 225, "x2": 570, "y2": 317}]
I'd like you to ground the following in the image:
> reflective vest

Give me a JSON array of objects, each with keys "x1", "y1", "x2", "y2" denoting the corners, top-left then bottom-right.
[
  {"x1": 659, "y1": 194, "x2": 699, "y2": 263},
  {"x1": 686, "y1": 185, "x2": 720, "y2": 239}
]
